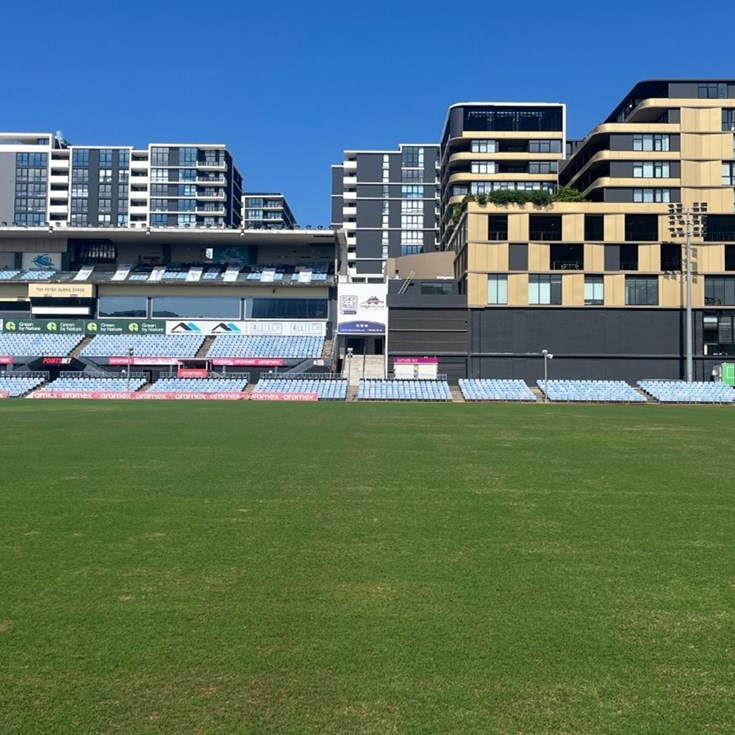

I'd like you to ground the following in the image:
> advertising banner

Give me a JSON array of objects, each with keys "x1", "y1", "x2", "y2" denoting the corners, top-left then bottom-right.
[
  {"x1": 394, "y1": 357, "x2": 439, "y2": 364},
  {"x1": 86, "y1": 320, "x2": 166, "y2": 335},
  {"x1": 30, "y1": 391, "x2": 247, "y2": 400},
  {"x1": 28, "y1": 283, "x2": 94, "y2": 298},
  {"x1": 0, "y1": 356, "x2": 12, "y2": 365},
  {"x1": 21, "y1": 252, "x2": 62, "y2": 271},
  {"x1": 250, "y1": 392, "x2": 319, "y2": 401},
  {"x1": 177, "y1": 368, "x2": 209, "y2": 378},
  {"x1": 0, "y1": 319, "x2": 166, "y2": 335},
  {"x1": 211, "y1": 358, "x2": 284, "y2": 367},
  {"x1": 337, "y1": 283, "x2": 387, "y2": 334},
  {"x1": 166, "y1": 320, "x2": 325, "y2": 336},
  {"x1": 0, "y1": 390, "x2": 8, "y2": 399},
  {"x1": 108, "y1": 356, "x2": 179, "y2": 366}
]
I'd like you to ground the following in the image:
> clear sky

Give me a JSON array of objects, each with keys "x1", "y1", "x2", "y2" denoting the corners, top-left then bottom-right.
[{"x1": 2, "y1": 0, "x2": 733, "y2": 226}]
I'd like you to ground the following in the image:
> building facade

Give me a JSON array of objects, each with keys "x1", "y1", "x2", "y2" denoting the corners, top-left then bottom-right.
[
  {"x1": 243, "y1": 193, "x2": 297, "y2": 230},
  {"x1": 447, "y1": 80, "x2": 735, "y2": 381},
  {"x1": 0, "y1": 133, "x2": 243, "y2": 231},
  {"x1": 331, "y1": 144, "x2": 440, "y2": 280},
  {"x1": 440, "y1": 102, "x2": 566, "y2": 246}
]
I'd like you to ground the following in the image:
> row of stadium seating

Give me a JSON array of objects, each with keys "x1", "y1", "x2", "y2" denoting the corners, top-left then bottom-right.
[
  {"x1": 459, "y1": 379, "x2": 536, "y2": 402},
  {"x1": 0, "y1": 335, "x2": 83, "y2": 356},
  {"x1": 0, "y1": 334, "x2": 325, "y2": 359},
  {"x1": 207, "y1": 336, "x2": 324, "y2": 359},
  {"x1": 253, "y1": 378, "x2": 348, "y2": 400},
  {"x1": 36, "y1": 376, "x2": 147, "y2": 392},
  {"x1": 148, "y1": 377, "x2": 248, "y2": 393},
  {"x1": 638, "y1": 380, "x2": 735, "y2": 404},
  {"x1": 537, "y1": 379, "x2": 646, "y2": 403},
  {"x1": 357, "y1": 379, "x2": 452, "y2": 401},
  {"x1": 0, "y1": 375, "x2": 45, "y2": 396}
]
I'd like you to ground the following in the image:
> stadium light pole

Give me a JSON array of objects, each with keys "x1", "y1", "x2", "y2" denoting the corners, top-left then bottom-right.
[
  {"x1": 126, "y1": 346, "x2": 134, "y2": 392},
  {"x1": 542, "y1": 349, "x2": 553, "y2": 403},
  {"x1": 667, "y1": 202, "x2": 708, "y2": 383}
]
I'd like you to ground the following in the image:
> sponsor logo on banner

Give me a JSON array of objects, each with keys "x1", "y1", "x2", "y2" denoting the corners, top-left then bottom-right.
[
  {"x1": 30, "y1": 390, "x2": 246, "y2": 400},
  {"x1": 0, "y1": 356, "x2": 12, "y2": 365},
  {"x1": 394, "y1": 357, "x2": 439, "y2": 364},
  {"x1": 337, "y1": 283, "x2": 387, "y2": 335},
  {"x1": 211, "y1": 358, "x2": 284, "y2": 367},
  {"x1": 108, "y1": 356, "x2": 179, "y2": 366},
  {"x1": 250, "y1": 392, "x2": 319, "y2": 401},
  {"x1": 178, "y1": 368, "x2": 209, "y2": 378},
  {"x1": 165, "y1": 321, "x2": 326, "y2": 337}
]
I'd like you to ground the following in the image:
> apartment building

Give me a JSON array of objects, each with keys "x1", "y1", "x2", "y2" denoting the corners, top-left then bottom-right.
[
  {"x1": 331, "y1": 144, "x2": 440, "y2": 279},
  {"x1": 0, "y1": 132, "x2": 243, "y2": 230},
  {"x1": 243, "y1": 193, "x2": 297, "y2": 230},
  {"x1": 446, "y1": 80, "x2": 735, "y2": 381}
]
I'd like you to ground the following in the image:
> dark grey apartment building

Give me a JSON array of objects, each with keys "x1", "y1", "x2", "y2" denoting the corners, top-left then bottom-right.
[
  {"x1": 0, "y1": 133, "x2": 243, "y2": 231},
  {"x1": 243, "y1": 193, "x2": 297, "y2": 229},
  {"x1": 331, "y1": 144, "x2": 440, "y2": 279}
]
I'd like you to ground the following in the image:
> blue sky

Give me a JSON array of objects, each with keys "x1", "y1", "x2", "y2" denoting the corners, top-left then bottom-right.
[{"x1": 2, "y1": 0, "x2": 733, "y2": 225}]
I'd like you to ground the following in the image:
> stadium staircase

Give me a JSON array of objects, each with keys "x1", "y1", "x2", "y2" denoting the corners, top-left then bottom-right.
[
  {"x1": 71, "y1": 336, "x2": 94, "y2": 358},
  {"x1": 450, "y1": 385, "x2": 465, "y2": 403},
  {"x1": 197, "y1": 336, "x2": 215, "y2": 358},
  {"x1": 361, "y1": 354, "x2": 385, "y2": 380}
]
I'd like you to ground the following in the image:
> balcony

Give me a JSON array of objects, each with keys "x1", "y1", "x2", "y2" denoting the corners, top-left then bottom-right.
[
  {"x1": 195, "y1": 191, "x2": 226, "y2": 200},
  {"x1": 196, "y1": 206, "x2": 226, "y2": 215},
  {"x1": 196, "y1": 160, "x2": 226, "y2": 171},
  {"x1": 196, "y1": 175, "x2": 226, "y2": 185}
]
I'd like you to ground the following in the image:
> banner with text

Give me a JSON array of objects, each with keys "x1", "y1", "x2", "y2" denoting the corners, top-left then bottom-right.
[
  {"x1": 165, "y1": 320, "x2": 326, "y2": 336},
  {"x1": 0, "y1": 319, "x2": 166, "y2": 335},
  {"x1": 337, "y1": 283, "x2": 387, "y2": 334}
]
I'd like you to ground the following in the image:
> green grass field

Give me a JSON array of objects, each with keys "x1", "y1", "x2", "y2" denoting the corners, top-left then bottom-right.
[{"x1": 2, "y1": 401, "x2": 735, "y2": 734}]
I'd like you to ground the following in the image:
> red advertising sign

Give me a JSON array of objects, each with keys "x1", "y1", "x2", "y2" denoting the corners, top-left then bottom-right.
[
  {"x1": 394, "y1": 357, "x2": 439, "y2": 364},
  {"x1": 0, "y1": 390, "x2": 8, "y2": 398},
  {"x1": 0, "y1": 356, "x2": 12, "y2": 365},
  {"x1": 211, "y1": 358, "x2": 284, "y2": 367},
  {"x1": 108, "y1": 356, "x2": 179, "y2": 366},
  {"x1": 177, "y1": 368, "x2": 209, "y2": 378},
  {"x1": 250, "y1": 392, "x2": 319, "y2": 401},
  {"x1": 30, "y1": 391, "x2": 246, "y2": 400}
]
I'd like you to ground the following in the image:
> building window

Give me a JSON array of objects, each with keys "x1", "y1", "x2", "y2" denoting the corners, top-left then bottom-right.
[
  {"x1": 177, "y1": 214, "x2": 196, "y2": 227},
  {"x1": 464, "y1": 107, "x2": 563, "y2": 133},
  {"x1": 151, "y1": 168, "x2": 169, "y2": 182},
  {"x1": 660, "y1": 243, "x2": 682, "y2": 271},
  {"x1": 725, "y1": 245, "x2": 735, "y2": 271},
  {"x1": 72, "y1": 149, "x2": 89, "y2": 166},
  {"x1": 698, "y1": 83, "x2": 728, "y2": 99},
  {"x1": 180, "y1": 169, "x2": 196, "y2": 181},
  {"x1": 401, "y1": 169, "x2": 423, "y2": 183},
  {"x1": 705, "y1": 276, "x2": 735, "y2": 306},
  {"x1": 99, "y1": 149, "x2": 114, "y2": 167},
  {"x1": 150, "y1": 214, "x2": 168, "y2": 226},
  {"x1": 71, "y1": 198, "x2": 88, "y2": 213},
  {"x1": 179, "y1": 147, "x2": 197, "y2": 166},
  {"x1": 723, "y1": 109, "x2": 735, "y2": 132},
  {"x1": 401, "y1": 185, "x2": 423, "y2": 198},
  {"x1": 625, "y1": 214, "x2": 659, "y2": 242},
  {"x1": 98, "y1": 184, "x2": 112, "y2": 197},
  {"x1": 471, "y1": 139, "x2": 497, "y2": 153},
  {"x1": 118, "y1": 150, "x2": 130, "y2": 167},
  {"x1": 487, "y1": 274, "x2": 508, "y2": 304},
  {"x1": 529, "y1": 214, "x2": 562, "y2": 241},
  {"x1": 704, "y1": 215, "x2": 735, "y2": 241},
  {"x1": 529, "y1": 274, "x2": 562, "y2": 305},
  {"x1": 400, "y1": 245, "x2": 422, "y2": 256},
  {"x1": 98, "y1": 199, "x2": 112, "y2": 213},
  {"x1": 401, "y1": 146, "x2": 424, "y2": 168},
  {"x1": 151, "y1": 147, "x2": 169, "y2": 165},
  {"x1": 584, "y1": 214, "x2": 604, "y2": 241},
  {"x1": 633, "y1": 161, "x2": 671, "y2": 178},
  {"x1": 71, "y1": 184, "x2": 88, "y2": 197},
  {"x1": 72, "y1": 168, "x2": 89, "y2": 183},
  {"x1": 620, "y1": 244, "x2": 639, "y2": 271},
  {"x1": 584, "y1": 275, "x2": 604, "y2": 305},
  {"x1": 633, "y1": 134, "x2": 670, "y2": 151},
  {"x1": 550, "y1": 244, "x2": 583, "y2": 270},
  {"x1": 488, "y1": 215, "x2": 508, "y2": 241},
  {"x1": 528, "y1": 139, "x2": 562, "y2": 153},
  {"x1": 471, "y1": 161, "x2": 496, "y2": 174},
  {"x1": 98, "y1": 169, "x2": 113, "y2": 183},
  {"x1": 633, "y1": 188, "x2": 673, "y2": 203},
  {"x1": 528, "y1": 161, "x2": 557, "y2": 174},
  {"x1": 625, "y1": 276, "x2": 658, "y2": 305},
  {"x1": 722, "y1": 162, "x2": 735, "y2": 186}
]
